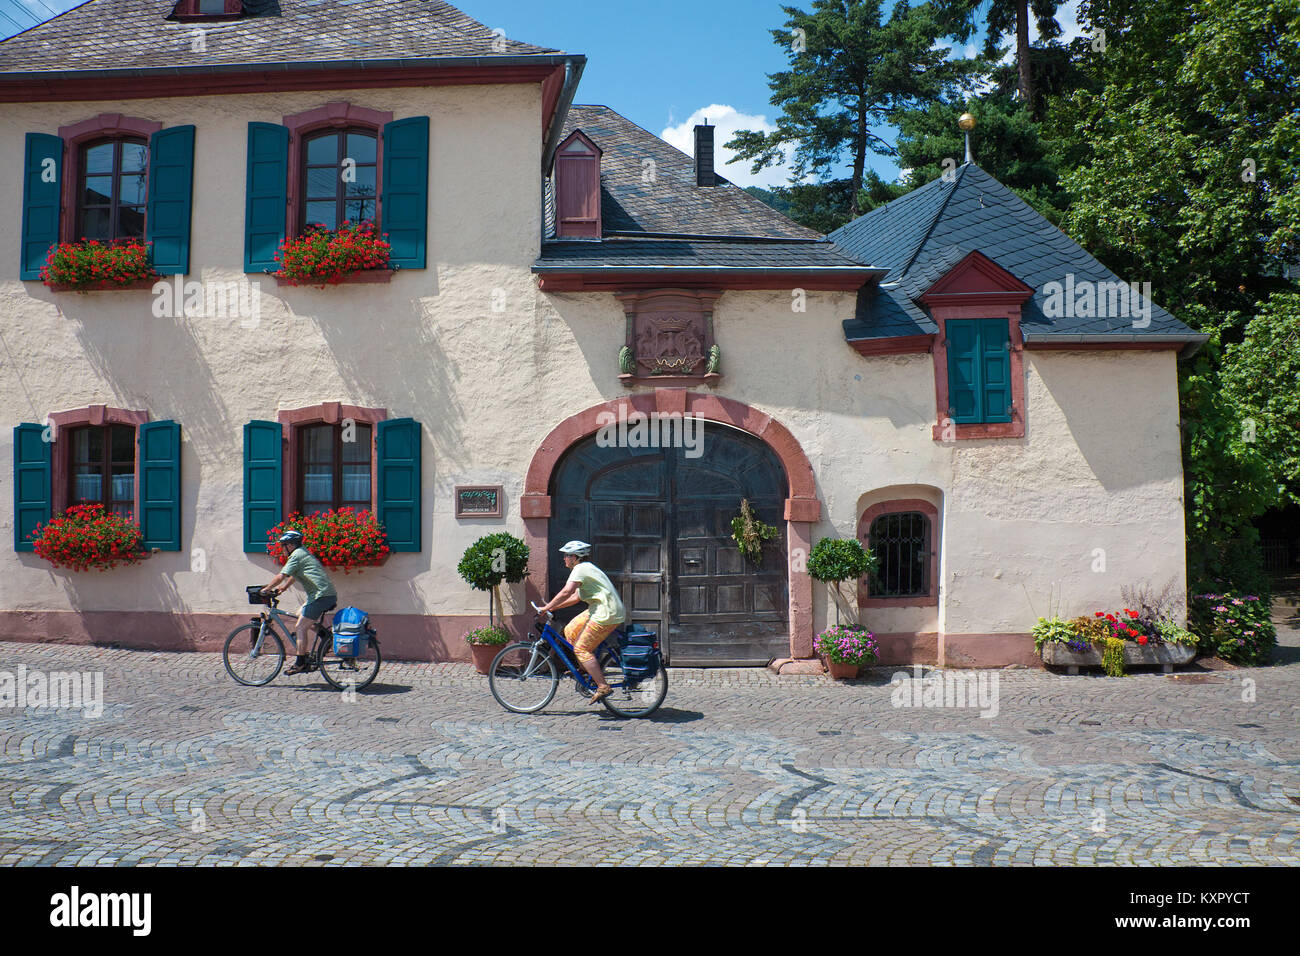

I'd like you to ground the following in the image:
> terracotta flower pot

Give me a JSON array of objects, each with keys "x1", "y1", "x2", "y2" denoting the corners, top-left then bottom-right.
[
  {"x1": 469, "y1": 642, "x2": 506, "y2": 675},
  {"x1": 827, "y1": 660, "x2": 860, "y2": 679}
]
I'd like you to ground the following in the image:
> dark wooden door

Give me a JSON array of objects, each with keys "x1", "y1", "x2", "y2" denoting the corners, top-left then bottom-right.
[{"x1": 549, "y1": 424, "x2": 788, "y2": 666}]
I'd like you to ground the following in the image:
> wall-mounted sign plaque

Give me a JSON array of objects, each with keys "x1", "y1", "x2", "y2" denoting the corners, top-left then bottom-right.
[{"x1": 455, "y1": 485, "x2": 504, "y2": 518}]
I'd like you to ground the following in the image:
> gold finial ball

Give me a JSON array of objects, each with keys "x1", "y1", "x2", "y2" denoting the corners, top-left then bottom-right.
[{"x1": 958, "y1": 112, "x2": 977, "y2": 132}]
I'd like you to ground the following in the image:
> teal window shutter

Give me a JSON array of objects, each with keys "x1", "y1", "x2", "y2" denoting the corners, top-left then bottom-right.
[
  {"x1": 946, "y1": 319, "x2": 981, "y2": 424},
  {"x1": 243, "y1": 421, "x2": 282, "y2": 552},
  {"x1": 980, "y1": 318, "x2": 1013, "y2": 423},
  {"x1": 244, "y1": 123, "x2": 289, "y2": 273},
  {"x1": 146, "y1": 126, "x2": 196, "y2": 276},
  {"x1": 20, "y1": 133, "x2": 63, "y2": 280},
  {"x1": 381, "y1": 117, "x2": 429, "y2": 270},
  {"x1": 13, "y1": 423, "x2": 52, "y2": 551},
  {"x1": 377, "y1": 418, "x2": 421, "y2": 552},
  {"x1": 139, "y1": 420, "x2": 182, "y2": 551},
  {"x1": 946, "y1": 319, "x2": 1012, "y2": 424}
]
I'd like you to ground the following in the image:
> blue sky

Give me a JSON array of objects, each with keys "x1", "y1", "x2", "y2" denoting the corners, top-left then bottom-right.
[{"x1": 0, "y1": 0, "x2": 1084, "y2": 185}]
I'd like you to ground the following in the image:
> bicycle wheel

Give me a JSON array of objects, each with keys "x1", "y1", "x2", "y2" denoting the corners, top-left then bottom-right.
[
  {"x1": 489, "y1": 642, "x2": 560, "y2": 714},
  {"x1": 222, "y1": 622, "x2": 284, "y2": 686},
  {"x1": 599, "y1": 647, "x2": 668, "y2": 718},
  {"x1": 315, "y1": 631, "x2": 382, "y2": 691}
]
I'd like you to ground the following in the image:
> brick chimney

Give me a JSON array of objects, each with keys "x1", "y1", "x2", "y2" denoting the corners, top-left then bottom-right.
[{"x1": 694, "y1": 121, "x2": 716, "y2": 187}]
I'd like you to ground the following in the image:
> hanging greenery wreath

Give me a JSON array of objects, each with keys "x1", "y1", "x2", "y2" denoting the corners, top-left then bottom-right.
[{"x1": 730, "y1": 498, "x2": 779, "y2": 566}]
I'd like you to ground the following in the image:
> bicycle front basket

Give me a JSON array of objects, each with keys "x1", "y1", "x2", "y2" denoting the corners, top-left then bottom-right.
[{"x1": 246, "y1": 585, "x2": 272, "y2": 606}]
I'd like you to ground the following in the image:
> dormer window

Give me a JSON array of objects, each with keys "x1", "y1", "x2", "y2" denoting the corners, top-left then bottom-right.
[
  {"x1": 170, "y1": 0, "x2": 242, "y2": 19},
  {"x1": 554, "y1": 130, "x2": 601, "y2": 239}
]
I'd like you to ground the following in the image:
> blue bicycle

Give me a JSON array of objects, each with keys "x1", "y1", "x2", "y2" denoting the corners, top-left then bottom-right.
[{"x1": 488, "y1": 603, "x2": 668, "y2": 717}]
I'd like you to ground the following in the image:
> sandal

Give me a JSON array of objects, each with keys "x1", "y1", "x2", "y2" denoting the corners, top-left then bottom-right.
[
  {"x1": 589, "y1": 685, "x2": 614, "y2": 705},
  {"x1": 284, "y1": 660, "x2": 313, "y2": 676}
]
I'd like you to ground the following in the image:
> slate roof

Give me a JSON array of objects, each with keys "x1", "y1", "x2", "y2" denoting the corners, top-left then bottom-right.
[
  {"x1": 831, "y1": 163, "x2": 1206, "y2": 347},
  {"x1": 555, "y1": 105, "x2": 821, "y2": 241},
  {"x1": 841, "y1": 286, "x2": 937, "y2": 341},
  {"x1": 535, "y1": 238, "x2": 872, "y2": 272},
  {"x1": 0, "y1": 0, "x2": 561, "y2": 74}
]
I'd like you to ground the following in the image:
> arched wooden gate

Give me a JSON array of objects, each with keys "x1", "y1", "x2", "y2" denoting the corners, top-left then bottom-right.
[{"x1": 548, "y1": 423, "x2": 789, "y2": 665}]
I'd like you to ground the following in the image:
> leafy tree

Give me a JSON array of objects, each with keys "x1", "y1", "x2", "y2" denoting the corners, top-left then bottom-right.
[
  {"x1": 1220, "y1": 293, "x2": 1300, "y2": 508},
  {"x1": 1054, "y1": 0, "x2": 1300, "y2": 318},
  {"x1": 895, "y1": 92, "x2": 1068, "y2": 219},
  {"x1": 1046, "y1": 0, "x2": 1300, "y2": 594},
  {"x1": 726, "y1": 0, "x2": 963, "y2": 221},
  {"x1": 933, "y1": 0, "x2": 1064, "y2": 111}
]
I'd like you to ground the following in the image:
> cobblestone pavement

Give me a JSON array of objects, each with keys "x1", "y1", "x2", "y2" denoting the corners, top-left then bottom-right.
[{"x1": 1, "y1": 603, "x2": 1297, "y2": 866}]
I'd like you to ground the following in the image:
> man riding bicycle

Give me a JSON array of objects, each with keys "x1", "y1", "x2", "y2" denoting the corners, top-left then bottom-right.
[
  {"x1": 261, "y1": 530, "x2": 338, "y2": 675},
  {"x1": 535, "y1": 540, "x2": 626, "y2": 705}
]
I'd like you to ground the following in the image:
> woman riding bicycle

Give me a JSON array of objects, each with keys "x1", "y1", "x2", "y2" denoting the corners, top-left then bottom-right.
[
  {"x1": 535, "y1": 541, "x2": 626, "y2": 705},
  {"x1": 261, "y1": 529, "x2": 338, "y2": 675}
]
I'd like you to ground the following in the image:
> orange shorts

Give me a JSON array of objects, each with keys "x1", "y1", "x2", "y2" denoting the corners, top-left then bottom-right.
[{"x1": 564, "y1": 611, "x2": 620, "y2": 664}]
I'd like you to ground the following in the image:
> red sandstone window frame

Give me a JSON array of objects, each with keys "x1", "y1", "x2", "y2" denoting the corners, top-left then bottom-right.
[
  {"x1": 56, "y1": 114, "x2": 162, "y2": 245},
  {"x1": 170, "y1": 0, "x2": 243, "y2": 20},
  {"x1": 857, "y1": 499, "x2": 940, "y2": 609},
  {"x1": 48, "y1": 406, "x2": 151, "y2": 521},
  {"x1": 277, "y1": 403, "x2": 387, "y2": 520},
  {"x1": 919, "y1": 251, "x2": 1034, "y2": 441},
  {"x1": 282, "y1": 104, "x2": 394, "y2": 245}
]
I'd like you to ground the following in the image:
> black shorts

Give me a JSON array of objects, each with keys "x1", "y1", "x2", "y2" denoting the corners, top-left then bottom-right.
[{"x1": 301, "y1": 595, "x2": 338, "y2": 621}]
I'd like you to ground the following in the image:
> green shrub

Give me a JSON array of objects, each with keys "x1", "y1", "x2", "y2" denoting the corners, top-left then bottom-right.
[
  {"x1": 807, "y1": 538, "x2": 877, "y2": 583},
  {"x1": 1188, "y1": 591, "x2": 1276, "y2": 665},
  {"x1": 458, "y1": 533, "x2": 530, "y2": 625},
  {"x1": 464, "y1": 625, "x2": 511, "y2": 646},
  {"x1": 1032, "y1": 616, "x2": 1075, "y2": 653}
]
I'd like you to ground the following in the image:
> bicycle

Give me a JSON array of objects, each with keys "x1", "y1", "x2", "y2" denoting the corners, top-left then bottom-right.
[
  {"x1": 487, "y1": 602, "x2": 668, "y2": 718},
  {"x1": 222, "y1": 586, "x2": 381, "y2": 691}
]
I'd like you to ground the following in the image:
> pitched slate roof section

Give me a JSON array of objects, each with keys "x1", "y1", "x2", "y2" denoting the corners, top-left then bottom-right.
[
  {"x1": 0, "y1": 0, "x2": 560, "y2": 74},
  {"x1": 841, "y1": 286, "x2": 936, "y2": 342},
  {"x1": 557, "y1": 105, "x2": 821, "y2": 241},
  {"x1": 831, "y1": 163, "x2": 1207, "y2": 348}
]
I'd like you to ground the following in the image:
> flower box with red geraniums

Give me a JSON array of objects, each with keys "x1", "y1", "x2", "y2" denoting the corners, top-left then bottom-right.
[
  {"x1": 29, "y1": 503, "x2": 147, "y2": 571},
  {"x1": 39, "y1": 239, "x2": 159, "y2": 292},
  {"x1": 272, "y1": 221, "x2": 393, "y2": 287},
  {"x1": 266, "y1": 509, "x2": 390, "y2": 572}
]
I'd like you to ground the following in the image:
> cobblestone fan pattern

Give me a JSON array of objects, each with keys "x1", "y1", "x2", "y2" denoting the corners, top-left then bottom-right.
[{"x1": 1, "y1": 625, "x2": 1298, "y2": 866}]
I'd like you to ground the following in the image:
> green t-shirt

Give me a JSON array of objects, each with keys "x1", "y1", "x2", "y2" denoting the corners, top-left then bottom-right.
[
  {"x1": 566, "y1": 561, "x2": 626, "y2": 627},
  {"x1": 281, "y1": 548, "x2": 337, "y2": 603}
]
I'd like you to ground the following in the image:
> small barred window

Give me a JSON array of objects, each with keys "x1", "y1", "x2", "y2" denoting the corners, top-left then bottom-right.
[{"x1": 868, "y1": 511, "x2": 930, "y2": 598}]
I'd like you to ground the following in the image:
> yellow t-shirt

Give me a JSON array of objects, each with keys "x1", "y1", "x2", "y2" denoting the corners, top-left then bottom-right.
[{"x1": 566, "y1": 562, "x2": 626, "y2": 627}]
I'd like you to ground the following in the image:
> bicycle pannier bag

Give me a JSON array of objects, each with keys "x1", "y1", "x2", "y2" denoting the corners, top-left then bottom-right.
[
  {"x1": 618, "y1": 625, "x2": 661, "y2": 682},
  {"x1": 332, "y1": 606, "x2": 370, "y2": 657}
]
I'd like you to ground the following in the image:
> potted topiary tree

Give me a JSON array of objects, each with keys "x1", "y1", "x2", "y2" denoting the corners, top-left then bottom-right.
[
  {"x1": 457, "y1": 533, "x2": 530, "y2": 673},
  {"x1": 807, "y1": 537, "x2": 877, "y2": 627}
]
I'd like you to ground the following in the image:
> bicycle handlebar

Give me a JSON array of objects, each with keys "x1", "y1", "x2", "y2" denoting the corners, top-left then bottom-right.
[{"x1": 531, "y1": 602, "x2": 553, "y2": 619}]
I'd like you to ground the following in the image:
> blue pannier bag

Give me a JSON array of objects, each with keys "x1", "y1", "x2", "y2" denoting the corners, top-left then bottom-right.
[
  {"x1": 618, "y1": 625, "x2": 661, "y2": 682},
  {"x1": 332, "y1": 606, "x2": 370, "y2": 657}
]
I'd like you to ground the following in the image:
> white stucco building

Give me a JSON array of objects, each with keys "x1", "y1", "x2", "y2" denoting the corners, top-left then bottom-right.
[{"x1": 0, "y1": 0, "x2": 1206, "y2": 667}]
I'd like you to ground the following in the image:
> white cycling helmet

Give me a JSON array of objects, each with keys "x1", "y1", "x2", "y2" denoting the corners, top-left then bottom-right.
[{"x1": 558, "y1": 540, "x2": 592, "y2": 557}]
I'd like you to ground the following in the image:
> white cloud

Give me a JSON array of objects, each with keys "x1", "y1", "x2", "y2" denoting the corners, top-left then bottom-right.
[
  {"x1": 1052, "y1": 0, "x2": 1087, "y2": 44},
  {"x1": 661, "y1": 104, "x2": 804, "y2": 190}
]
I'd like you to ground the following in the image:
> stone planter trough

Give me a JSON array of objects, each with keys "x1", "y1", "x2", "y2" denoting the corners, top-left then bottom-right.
[{"x1": 1041, "y1": 642, "x2": 1197, "y2": 674}]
